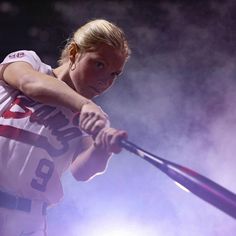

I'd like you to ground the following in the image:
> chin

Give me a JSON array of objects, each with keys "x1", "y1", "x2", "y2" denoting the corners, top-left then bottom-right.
[
  {"x1": 83, "y1": 93, "x2": 97, "y2": 99},
  {"x1": 78, "y1": 89, "x2": 100, "y2": 99}
]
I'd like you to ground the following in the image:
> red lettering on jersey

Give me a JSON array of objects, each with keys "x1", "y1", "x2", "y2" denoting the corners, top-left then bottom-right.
[
  {"x1": 8, "y1": 52, "x2": 25, "y2": 59},
  {"x1": 2, "y1": 97, "x2": 32, "y2": 118},
  {"x1": 16, "y1": 52, "x2": 25, "y2": 58},
  {"x1": 0, "y1": 95, "x2": 83, "y2": 156}
]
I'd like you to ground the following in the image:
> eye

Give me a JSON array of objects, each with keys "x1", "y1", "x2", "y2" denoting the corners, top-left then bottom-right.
[{"x1": 95, "y1": 61, "x2": 105, "y2": 69}]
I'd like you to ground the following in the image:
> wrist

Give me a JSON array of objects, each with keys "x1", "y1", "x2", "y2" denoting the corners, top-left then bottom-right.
[
  {"x1": 76, "y1": 97, "x2": 93, "y2": 111},
  {"x1": 92, "y1": 142, "x2": 112, "y2": 156}
]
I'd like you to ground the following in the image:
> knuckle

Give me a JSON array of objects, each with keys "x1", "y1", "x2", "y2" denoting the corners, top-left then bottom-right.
[
  {"x1": 94, "y1": 124, "x2": 101, "y2": 131},
  {"x1": 93, "y1": 123, "x2": 103, "y2": 131},
  {"x1": 97, "y1": 119, "x2": 106, "y2": 125},
  {"x1": 94, "y1": 113, "x2": 100, "y2": 119},
  {"x1": 107, "y1": 133, "x2": 113, "y2": 139},
  {"x1": 89, "y1": 112, "x2": 95, "y2": 116}
]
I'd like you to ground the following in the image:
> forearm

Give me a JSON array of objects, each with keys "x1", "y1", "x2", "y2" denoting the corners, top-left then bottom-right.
[
  {"x1": 70, "y1": 144, "x2": 112, "y2": 181},
  {"x1": 2, "y1": 62, "x2": 91, "y2": 112},
  {"x1": 21, "y1": 73, "x2": 90, "y2": 111}
]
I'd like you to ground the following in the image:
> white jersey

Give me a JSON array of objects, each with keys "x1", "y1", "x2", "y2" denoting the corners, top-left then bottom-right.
[{"x1": 0, "y1": 50, "x2": 85, "y2": 204}]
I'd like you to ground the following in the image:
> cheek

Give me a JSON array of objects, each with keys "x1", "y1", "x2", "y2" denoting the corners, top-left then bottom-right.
[
  {"x1": 81, "y1": 68, "x2": 99, "y2": 84},
  {"x1": 70, "y1": 69, "x2": 81, "y2": 84},
  {"x1": 77, "y1": 61, "x2": 92, "y2": 77},
  {"x1": 71, "y1": 60, "x2": 100, "y2": 86},
  {"x1": 70, "y1": 62, "x2": 86, "y2": 81}
]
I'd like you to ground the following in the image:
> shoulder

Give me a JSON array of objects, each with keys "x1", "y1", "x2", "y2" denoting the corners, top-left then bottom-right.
[
  {"x1": 1, "y1": 50, "x2": 53, "y2": 75},
  {"x1": 2, "y1": 50, "x2": 42, "y2": 66},
  {"x1": 1, "y1": 50, "x2": 42, "y2": 70}
]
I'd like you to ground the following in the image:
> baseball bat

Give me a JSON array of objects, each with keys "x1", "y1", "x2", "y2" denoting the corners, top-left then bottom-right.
[{"x1": 120, "y1": 139, "x2": 236, "y2": 219}]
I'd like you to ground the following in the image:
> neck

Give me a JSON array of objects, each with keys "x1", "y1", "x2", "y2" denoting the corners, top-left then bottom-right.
[
  {"x1": 52, "y1": 63, "x2": 68, "y2": 80},
  {"x1": 52, "y1": 63, "x2": 76, "y2": 90}
]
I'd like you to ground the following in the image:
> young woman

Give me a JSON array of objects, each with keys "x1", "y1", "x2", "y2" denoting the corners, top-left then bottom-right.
[{"x1": 0, "y1": 19, "x2": 130, "y2": 236}]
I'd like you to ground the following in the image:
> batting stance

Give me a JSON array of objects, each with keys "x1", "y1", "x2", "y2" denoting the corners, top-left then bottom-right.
[{"x1": 0, "y1": 19, "x2": 130, "y2": 236}]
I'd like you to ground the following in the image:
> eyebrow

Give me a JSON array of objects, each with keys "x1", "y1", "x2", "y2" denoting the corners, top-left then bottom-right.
[
  {"x1": 93, "y1": 53, "x2": 124, "y2": 75},
  {"x1": 93, "y1": 54, "x2": 109, "y2": 65}
]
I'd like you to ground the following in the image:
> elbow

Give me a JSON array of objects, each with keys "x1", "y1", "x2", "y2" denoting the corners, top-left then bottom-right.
[
  {"x1": 70, "y1": 151, "x2": 112, "y2": 182},
  {"x1": 71, "y1": 171, "x2": 92, "y2": 182},
  {"x1": 70, "y1": 166, "x2": 107, "y2": 182}
]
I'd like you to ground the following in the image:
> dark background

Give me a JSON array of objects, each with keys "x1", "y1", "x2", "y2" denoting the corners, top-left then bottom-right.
[{"x1": 1, "y1": 0, "x2": 236, "y2": 235}]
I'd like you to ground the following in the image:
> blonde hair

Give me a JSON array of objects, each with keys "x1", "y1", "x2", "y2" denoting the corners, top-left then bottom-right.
[{"x1": 58, "y1": 19, "x2": 131, "y2": 65}]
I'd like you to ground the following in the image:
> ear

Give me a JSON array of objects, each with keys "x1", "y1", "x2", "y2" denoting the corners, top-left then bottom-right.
[{"x1": 68, "y1": 42, "x2": 79, "y2": 63}]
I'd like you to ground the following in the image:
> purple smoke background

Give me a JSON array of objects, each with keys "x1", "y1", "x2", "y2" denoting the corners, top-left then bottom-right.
[{"x1": 1, "y1": 0, "x2": 236, "y2": 235}]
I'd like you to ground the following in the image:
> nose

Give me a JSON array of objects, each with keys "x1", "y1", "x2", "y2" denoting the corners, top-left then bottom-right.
[{"x1": 97, "y1": 77, "x2": 113, "y2": 90}]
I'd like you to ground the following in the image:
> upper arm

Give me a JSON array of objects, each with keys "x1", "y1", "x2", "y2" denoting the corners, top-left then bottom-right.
[
  {"x1": 0, "y1": 50, "x2": 47, "y2": 93},
  {"x1": 1, "y1": 61, "x2": 57, "y2": 101}
]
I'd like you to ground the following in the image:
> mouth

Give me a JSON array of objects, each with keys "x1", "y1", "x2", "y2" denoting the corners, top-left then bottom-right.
[{"x1": 89, "y1": 86, "x2": 101, "y2": 95}]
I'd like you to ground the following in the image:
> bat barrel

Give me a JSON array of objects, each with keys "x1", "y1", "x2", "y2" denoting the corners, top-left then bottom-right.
[
  {"x1": 165, "y1": 162, "x2": 236, "y2": 219},
  {"x1": 120, "y1": 139, "x2": 236, "y2": 219}
]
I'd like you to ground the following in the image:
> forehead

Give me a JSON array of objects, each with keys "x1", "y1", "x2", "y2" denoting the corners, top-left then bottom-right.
[{"x1": 87, "y1": 43, "x2": 126, "y2": 68}]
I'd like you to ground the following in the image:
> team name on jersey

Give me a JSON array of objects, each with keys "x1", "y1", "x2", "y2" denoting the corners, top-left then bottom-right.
[{"x1": 1, "y1": 94, "x2": 82, "y2": 157}]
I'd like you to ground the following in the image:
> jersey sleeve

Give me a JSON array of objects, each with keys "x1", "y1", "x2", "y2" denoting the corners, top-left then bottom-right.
[{"x1": 0, "y1": 50, "x2": 42, "y2": 71}]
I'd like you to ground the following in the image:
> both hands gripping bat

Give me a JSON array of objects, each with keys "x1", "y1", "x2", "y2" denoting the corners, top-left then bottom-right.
[{"x1": 120, "y1": 139, "x2": 236, "y2": 219}]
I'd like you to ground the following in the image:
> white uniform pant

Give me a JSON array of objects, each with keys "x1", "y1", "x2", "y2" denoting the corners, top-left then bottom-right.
[{"x1": 0, "y1": 205, "x2": 47, "y2": 236}]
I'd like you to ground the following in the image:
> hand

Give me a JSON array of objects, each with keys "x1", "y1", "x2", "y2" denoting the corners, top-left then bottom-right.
[
  {"x1": 93, "y1": 127, "x2": 128, "y2": 154},
  {"x1": 79, "y1": 102, "x2": 110, "y2": 136}
]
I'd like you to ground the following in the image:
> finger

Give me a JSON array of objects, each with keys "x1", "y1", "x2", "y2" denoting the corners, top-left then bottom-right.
[
  {"x1": 110, "y1": 130, "x2": 128, "y2": 144},
  {"x1": 109, "y1": 130, "x2": 128, "y2": 154},
  {"x1": 79, "y1": 112, "x2": 94, "y2": 127},
  {"x1": 79, "y1": 110, "x2": 91, "y2": 123},
  {"x1": 90, "y1": 119, "x2": 108, "y2": 135},
  {"x1": 100, "y1": 128, "x2": 123, "y2": 153},
  {"x1": 105, "y1": 129, "x2": 116, "y2": 146},
  {"x1": 80, "y1": 113, "x2": 106, "y2": 134},
  {"x1": 81, "y1": 113, "x2": 98, "y2": 130},
  {"x1": 94, "y1": 128, "x2": 106, "y2": 149}
]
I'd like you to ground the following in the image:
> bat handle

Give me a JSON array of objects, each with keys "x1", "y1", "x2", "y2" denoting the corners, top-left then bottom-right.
[{"x1": 120, "y1": 139, "x2": 139, "y2": 154}]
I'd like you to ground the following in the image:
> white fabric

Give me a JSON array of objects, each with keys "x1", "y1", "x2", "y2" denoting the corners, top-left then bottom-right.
[
  {"x1": 0, "y1": 207, "x2": 47, "y2": 236},
  {"x1": 0, "y1": 50, "x2": 84, "y2": 204}
]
